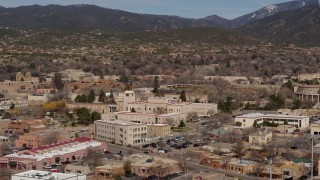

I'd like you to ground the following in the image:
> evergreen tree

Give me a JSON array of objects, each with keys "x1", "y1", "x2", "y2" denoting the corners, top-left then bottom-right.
[
  {"x1": 179, "y1": 90, "x2": 187, "y2": 102},
  {"x1": 152, "y1": 76, "x2": 160, "y2": 96},
  {"x1": 91, "y1": 111, "x2": 101, "y2": 122},
  {"x1": 87, "y1": 89, "x2": 96, "y2": 103},
  {"x1": 10, "y1": 103, "x2": 15, "y2": 110},
  {"x1": 98, "y1": 90, "x2": 106, "y2": 102},
  {"x1": 179, "y1": 120, "x2": 186, "y2": 128},
  {"x1": 110, "y1": 89, "x2": 114, "y2": 98},
  {"x1": 81, "y1": 94, "x2": 87, "y2": 103},
  {"x1": 194, "y1": 98, "x2": 200, "y2": 103},
  {"x1": 75, "y1": 95, "x2": 83, "y2": 102},
  {"x1": 77, "y1": 108, "x2": 91, "y2": 125},
  {"x1": 123, "y1": 160, "x2": 132, "y2": 176},
  {"x1": 53, "y1": 73, "x2": 64, "y2": 90}
]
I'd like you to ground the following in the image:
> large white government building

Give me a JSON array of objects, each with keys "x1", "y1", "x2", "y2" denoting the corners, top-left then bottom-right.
[{"x1": 235, "y1": 113, "x2": 309, "y2": 128}]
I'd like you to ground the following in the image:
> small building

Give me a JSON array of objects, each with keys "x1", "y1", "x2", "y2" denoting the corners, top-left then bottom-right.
[
  {"x1": 65, "y1": 163, "x2": 92, "y2": 175},
  {"x1": 226, "y1": 159, "x2": 257, "y2": 174},
  {"x1": 94, "y1": 160, "x2": 124, "y2": 180},
  {"x1": 249, "y1": 132, "x2": 272, "y2": 145},
  {"x1": 311, "y1": 121, "x2": 320, "y2": 135},
  {"x1": 128, "y1": 154, "x2": 181, "y2": 178},
  {"x1": 11, "y1": 170, "x2": 86, "y2": 180},
  {"x1": 234, "y1": 113, "x2": 309, "y2": 128},
  {"x1": 200, "y1": 153, "x2": 229, "y2": 169},
  {"x1": 0, "y1": 136, "x2": 9, "y2": 143}
]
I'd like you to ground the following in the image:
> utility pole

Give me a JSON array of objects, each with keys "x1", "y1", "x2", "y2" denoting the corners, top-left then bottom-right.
[
  {"x1": 269, "y1": 158, "x2": 272, "y2": 180},
  {"x1": 312, "y1": 138, "x2": 314, "y2": 179}
]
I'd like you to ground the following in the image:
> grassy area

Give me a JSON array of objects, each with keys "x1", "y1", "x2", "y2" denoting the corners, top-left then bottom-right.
[{"x1": 171, "y1": 127, "x2": 192, "y2": 132}]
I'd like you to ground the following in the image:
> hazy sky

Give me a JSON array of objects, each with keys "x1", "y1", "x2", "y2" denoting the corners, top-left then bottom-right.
[{"x1": 1, "y1": 0, "x2": 291, "y2": 19}]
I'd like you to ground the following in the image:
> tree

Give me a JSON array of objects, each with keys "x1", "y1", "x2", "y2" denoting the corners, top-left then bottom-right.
[
  {"x1": 282, "y1": 80, "x2": 294, "y2": 91},
  {"x1": 194, "y1": 98, "x2": 200, "y2": 103},
  {"x1": 178, "y1": 120, "x2": 185, "y2": 128},
  {"x1": 91, "y1": 111, "x2": 101, "y2": 122},
  {"x1": 77, "y1": 108, "x2": 91, "y2": 125},
  {"x1": 98, "y1": 90, "x2": 106, "y2": 102},
  {"x1": 110, "y1": 89, "x2": 114, "y2": 99},
  {"x1": 2, "y1": 112, "x2": 11, "y2": 119},
  {"x1": 42, "y1": 100, "x2": 66, "y2": 112},
  {"x1": 130, "y1": 108, "x2": 136, "y2": 112},
  {"x1": 75, "y1": 95, "x2": 85, "y2": 103},
  {"x1": 55, "y1": 157, "x2": 61, "y2": 163},
  {"x1": 10, "y1": 103, "x2": 15, "y2": 110},
  {"x1": 114, "y1": 175, "x2": 123, "y2": 180},
  {"x1": 218, "y1": 96, "x2": 233, "y2": 113},
  {"x1": 235, "y1": 122, "x2": 242, "y2": 127},
  {"x1": 29, "y1": 62, "x2": 36, "y2": 69},
  {"x1": 119, "y1": 74, "x2": 129, "y2": 83},
  {"x1": 42, "y1": 131, "x2": 60, "y2": 145},
  {"x1": 179, "y1": 90, "x2": 187, "y2": 102},
  {"x1": 234, "y1": 141, "x2": 244, "y2": 158},
  {"x1": 123, "y1": 160, "x2": 132, "y2": 176},
  {"x1": 0, "y1": 142, "x2": 10, "y2": 156},
  {"x1": 152, "y1": 76, "x2": 160, "y2": 96},
  {"x1": 53, "y1": 73, "x2": 64, "y2": 90},
  {"x1": 87, "y1": 89, "x2": 96, "y2": 103},
  {"x1": 81, "y1": 94, "x2": 87, "y2": 103},
  {"x1": 83, "y1": 149, "x2": 104, "y2": 168}
]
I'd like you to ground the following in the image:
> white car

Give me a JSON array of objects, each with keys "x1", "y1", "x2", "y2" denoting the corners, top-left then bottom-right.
[
  {"x1": 158, "y1": 150, "x2": 165, "y2": 154},
  {"x1": 44, "y1": 165, "x2": 52, "y2": 169}
]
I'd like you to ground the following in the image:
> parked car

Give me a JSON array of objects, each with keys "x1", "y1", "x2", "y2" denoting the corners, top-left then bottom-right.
[
  {"x1": 170, "y1": 144, "x2": 178, "y2": 148},
  {"x1": 43, "y1": 165, "x2": 52, "y2": 169},
  {"x1": 142, "y1": 144, "x2": 150, "y2": 148},
  {"x1": 150, "y1": 143, "x2": 157, "y2": 148}
]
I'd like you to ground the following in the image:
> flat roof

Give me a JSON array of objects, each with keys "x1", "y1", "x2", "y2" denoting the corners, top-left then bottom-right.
[
  {"x1": 128, "y1": 154, "x2": 179, "y2": 167},
  {"x1": 13, "y1": 170, "x2": 86, "y2": 180},
  {"x1": 147, "y1": 124, "x2": 170, "y2": 126},
  {"x1": 97, "y1": 119, "x2": 145, "y2": 126},
  {"x1": 236, "y1": 113, "x2": 308, "y2": 119},
  {"x1": 5, "y1": 138, "x2": 101, "y2": 161},
  {"x1": 113, "y1": 111, "x2": 181, "y2": 117}
]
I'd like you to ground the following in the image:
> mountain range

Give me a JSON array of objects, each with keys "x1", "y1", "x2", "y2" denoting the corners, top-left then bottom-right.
[
  {"x1": 0, "y1": 0, "x2": 319, "y2": 46},
  {"x1": 0, "y1": 0, "x2": 318, "y2": 31}
]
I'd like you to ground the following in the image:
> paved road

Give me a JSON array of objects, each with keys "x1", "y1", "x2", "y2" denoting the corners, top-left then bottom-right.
[{"x1": 106, "y1": 143, "x2": 262, "y2": 180}]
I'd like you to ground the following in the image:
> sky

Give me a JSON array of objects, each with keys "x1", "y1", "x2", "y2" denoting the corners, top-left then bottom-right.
[{"x1": 1, "y1": 0, "x2": 291, "y2": 19}]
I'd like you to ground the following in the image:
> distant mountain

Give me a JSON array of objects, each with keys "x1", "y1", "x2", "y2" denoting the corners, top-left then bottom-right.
[
  {"x1": 0, "y1": 4, "x2": 226, "y2": 32},
  {"x1": 240, "y1": 6, "x2": 320, "y2": 46},
  {"x1": 230, "y1": 0, "x2": 319, "y2": 27}
]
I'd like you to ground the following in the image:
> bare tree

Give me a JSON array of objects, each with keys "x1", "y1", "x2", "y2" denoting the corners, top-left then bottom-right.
[
  {"x1": 41, "y1": 131, "x2": 60, "y2": 145},
  {"x1": 165, "y1": 118, "x2": 175, "y2": 126},
  {"x1": 0, "y1": 168, "x2": 10, "y2": 180},
  {"x1": 83, "y1": 149, "x2": 104, "y2": 168},
  {"x1": 233, "y1": 140, "x2": 245, "y2": 158},
  {"x1": 0, "y1": 142, "x2": 10, "y2": 156}
]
